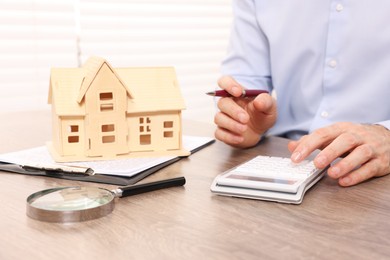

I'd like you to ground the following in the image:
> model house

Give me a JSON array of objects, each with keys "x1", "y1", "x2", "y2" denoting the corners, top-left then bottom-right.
[{"x1": 48, "y1": 56, "x2": 189, "y2": 162}]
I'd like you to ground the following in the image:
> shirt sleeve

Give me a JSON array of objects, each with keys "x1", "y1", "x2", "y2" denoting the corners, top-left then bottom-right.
[
  {"x1": 221, "y1": 0, "x2": 272, "y2": 92},
  {"x1": 376, "y1": 120, "x2": 390, "y2": 130}
]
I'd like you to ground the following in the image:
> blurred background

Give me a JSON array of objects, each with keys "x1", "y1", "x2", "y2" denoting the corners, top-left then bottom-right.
[{"x1": 0, "y1": 0, "x2": 232, "y2": 123}]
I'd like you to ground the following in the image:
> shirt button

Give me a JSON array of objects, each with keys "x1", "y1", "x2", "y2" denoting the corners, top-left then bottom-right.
[
  {"x1": 328, "y1": 59, "x2": 338, "y2": 68},
  {"x1": 336, "y1": 4, "x2": 344, "y2": 12},
  {"x1": 321, "y1": 111, "x2": 329, "y2": 118}
]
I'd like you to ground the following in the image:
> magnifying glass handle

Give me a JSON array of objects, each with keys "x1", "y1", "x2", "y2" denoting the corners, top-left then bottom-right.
[{"x1": 118, "y1": 176, "x2": 186, "y2": 197}]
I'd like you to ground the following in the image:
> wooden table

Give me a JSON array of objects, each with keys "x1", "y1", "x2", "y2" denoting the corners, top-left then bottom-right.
[{"x1": 1, "y1": 110, "x2": 390, "y2": 259}]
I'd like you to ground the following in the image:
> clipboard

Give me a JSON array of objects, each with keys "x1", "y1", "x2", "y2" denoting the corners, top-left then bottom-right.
[{"x1": 0, "y1": 137, "x2": 215, "y2": 186}]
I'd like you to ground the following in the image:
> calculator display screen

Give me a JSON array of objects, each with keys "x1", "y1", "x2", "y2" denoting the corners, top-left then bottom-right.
[{"x1": 227, "y1": 174, "x2": 298, "y2": 185}]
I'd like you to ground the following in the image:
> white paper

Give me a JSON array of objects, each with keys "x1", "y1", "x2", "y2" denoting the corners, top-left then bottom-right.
[{"x1": 0, "y1": 135, "x2": 214, "y2": 177}]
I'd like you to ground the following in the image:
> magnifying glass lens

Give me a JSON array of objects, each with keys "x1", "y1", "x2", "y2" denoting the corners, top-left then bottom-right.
[
  {"x1": 29, "y1": 187, "x2": 113, "y2": 211},
  {"x1": 27, "y1": 187, "x2": 115, "y2": 222},
  {"x1": 26, "y1": 177, "x2": 186, "y2": 223}
]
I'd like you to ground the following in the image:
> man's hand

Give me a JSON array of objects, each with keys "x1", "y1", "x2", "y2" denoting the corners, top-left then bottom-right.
[
  {"x1": 288, "y1": 122, "x2": 390, "y2": 186},
  {"x1": 214, "y1": 76, "x2": 277, "y2": 148}
]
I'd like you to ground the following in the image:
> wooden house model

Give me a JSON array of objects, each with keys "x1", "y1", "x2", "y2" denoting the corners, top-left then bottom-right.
[{"x1": 48, "y1": 56, "x2": 189, "y2": 162}]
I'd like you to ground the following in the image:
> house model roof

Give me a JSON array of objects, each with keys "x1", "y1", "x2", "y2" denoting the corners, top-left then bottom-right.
[{"x1": 49, "y1": 57, "x2": 186, "y2": 116}]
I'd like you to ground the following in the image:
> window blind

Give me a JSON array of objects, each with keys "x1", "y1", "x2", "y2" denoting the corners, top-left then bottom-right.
[
  {"x1": 77, "y1": 0, "x2": 232, "y2": 122},
  {"x1": 0, "y1": 0, "x2": 78, "y2": 113},
  {"x1": 0, "y1": 0, "x2": 232, "y2": 123}
]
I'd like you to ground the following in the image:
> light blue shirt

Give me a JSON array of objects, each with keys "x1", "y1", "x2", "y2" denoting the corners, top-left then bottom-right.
[{"x1": 221, "y1": 0, "x2": 390, "y2": 139}]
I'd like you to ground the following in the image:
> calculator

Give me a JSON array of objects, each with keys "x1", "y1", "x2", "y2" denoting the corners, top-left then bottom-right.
[{"x1": 210, "y1": 155, "x2": 328, "y2": 204}]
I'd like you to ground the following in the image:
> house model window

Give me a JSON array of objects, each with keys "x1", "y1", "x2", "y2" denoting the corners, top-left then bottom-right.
[
  {"x1": 99, "y1": 92, "x2": 114, "y2": 112},
  {"x1": 101, "y1": 124, "x2": 115, "y2": 144},
  {"x1": 139, "y1": 117, "x2": 151, "y2": 145},
  {"x1": 48, "y1": 56, "x2": 190, "y2": 162},
  {"x1": 67, "y1": 125, "x2": 80, "y2": 143},
  {"x1": 164, "y1": 121, "x2": 174, "y2": 138}
]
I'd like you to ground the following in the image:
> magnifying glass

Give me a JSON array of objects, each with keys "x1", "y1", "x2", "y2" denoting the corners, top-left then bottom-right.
[{"x1": 26, "y1": 176, "x2": 186, "y2": 223}]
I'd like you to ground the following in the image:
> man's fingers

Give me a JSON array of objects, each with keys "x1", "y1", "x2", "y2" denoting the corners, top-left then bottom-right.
[
  {"x1": 214, "y1": 127, "x2": 244, "y2": 146},
  {"x1": 252, "y1": 93, "x2": 275, "y2": 115},
  {"x1": 291, "y1": 124, "x2": 344, "y2": 163},
  {"x1": 327, "y1": 144, "x2": 373, "y2": 179},
  {"x1": 288, "y1": 122, "x2": 390, "y2": 186},
  {"x1": 214, "y1": 112, "x2": 247, "y2": 135},
  {"x1": 217, "y1": 76, "x2": 244, "y2": 97},
  {"x1": 314, "y1": 132, "x2": 363, "y2": 169},
  {"x1": 337, "y1": 161, "x2": 378, "y2": 186},
  {"x1": 287, "y1": 140, "x2": 299, "y2": 153},
  {"x1": 217, "y1": 97, "x2": 249, "y2": 124}
]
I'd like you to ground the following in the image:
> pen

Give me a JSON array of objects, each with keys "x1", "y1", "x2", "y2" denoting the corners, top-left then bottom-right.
[
  {"x1": 22, "y1": 163, "x2": 94, "y2": 176},
  {"x1": 206, "y1": 89, "x2": 269, "y2": 98}
]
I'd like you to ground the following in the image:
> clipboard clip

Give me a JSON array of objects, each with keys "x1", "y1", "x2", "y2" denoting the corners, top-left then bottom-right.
[{"x1": 22, "y1": 163, "x2": 94, "y2": 176}]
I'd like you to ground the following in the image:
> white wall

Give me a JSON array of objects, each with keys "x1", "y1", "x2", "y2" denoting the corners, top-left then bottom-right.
[{"x1": 0, "y1": 0, "x2": 232, "y2": 123}]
